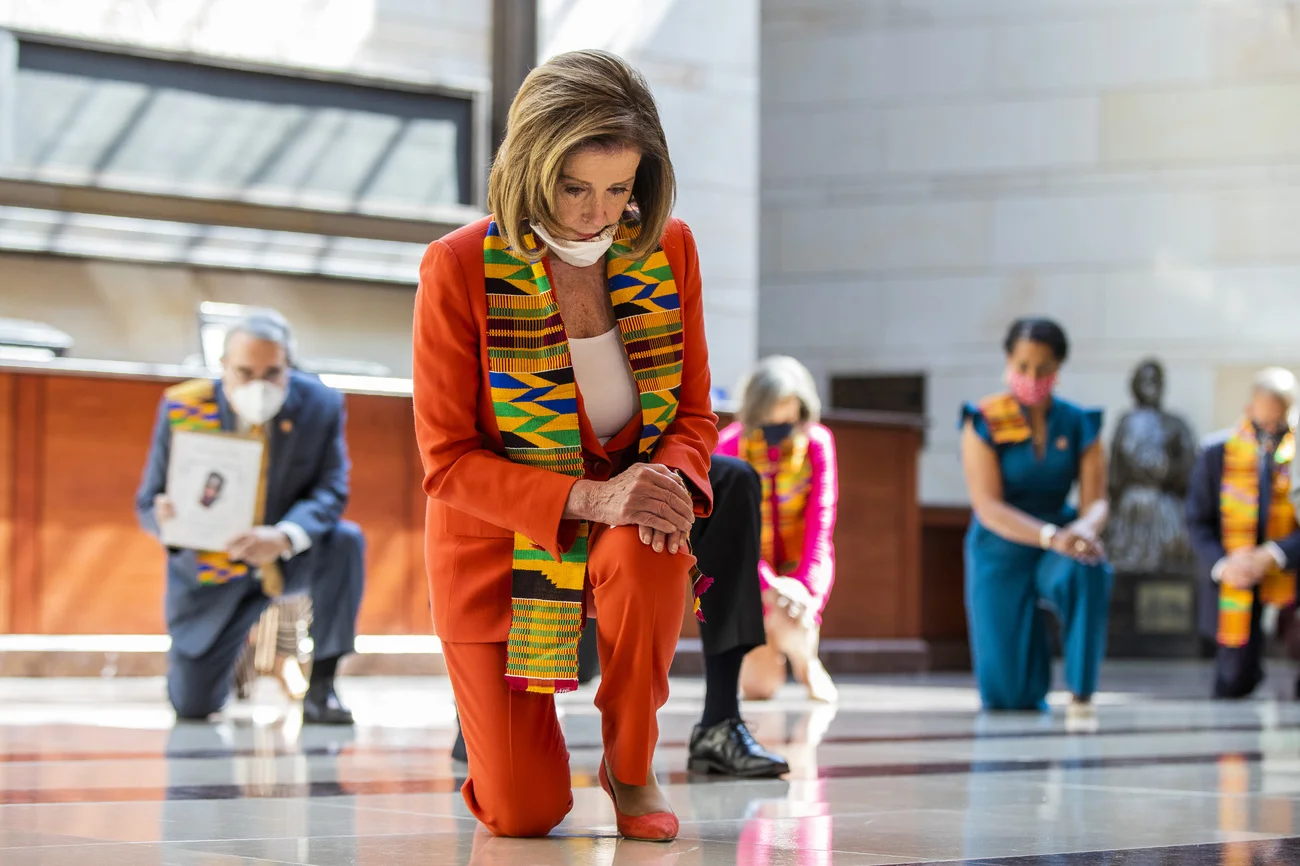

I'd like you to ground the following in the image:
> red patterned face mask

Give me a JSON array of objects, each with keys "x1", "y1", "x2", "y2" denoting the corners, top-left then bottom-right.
[{"x1": 1008, "y1": 371, "x2": 1057, "y2": 407}]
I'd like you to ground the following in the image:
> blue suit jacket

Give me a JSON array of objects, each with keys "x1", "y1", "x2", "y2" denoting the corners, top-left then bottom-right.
[
  {"x1": 135, "y1": 371, "x2": 351, "y2": 656},
  {"x1": 1185, "y1": 429, "x2": 1300, "y2": 637}
]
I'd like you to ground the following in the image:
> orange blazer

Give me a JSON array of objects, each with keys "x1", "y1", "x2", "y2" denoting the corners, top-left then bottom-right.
[{"x1": 413, "y1": 216, "x2": 718, "y2": 643}]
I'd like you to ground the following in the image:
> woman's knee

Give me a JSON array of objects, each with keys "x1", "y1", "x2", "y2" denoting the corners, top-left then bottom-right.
[
  {"x1": 977, "y1": 674, "x2": 1045, "y2": 712},
  {"x1": 590, "y1": 527, "x2": 692, "y2": 606},
  {"x1": 1050, "y1": 561, "x2": 1114, "y2": 618},
  {"x1": 482, "y1": 802, "x2": 570, "y2": 839},
  {"x1": 1082, "y1": 562, "x2": 1115, "y2": 601},
  {"x1": 469, "y1": 771, "x2": 572, "y2": 838},
  {"x1": 741, "y1": 674, "x2": 783, "y2": 701},
  {"x1": 740, "y1": 646, "x2": 786, "y2": 700}
]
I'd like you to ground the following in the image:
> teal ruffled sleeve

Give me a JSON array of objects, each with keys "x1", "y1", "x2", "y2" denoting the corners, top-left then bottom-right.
[
  {"x1": 960, "y1": 401, "x2": 995, "y2": 447},
  {"x1": 1078, "y1": 406, "x2": 1104, "y2": 451}
]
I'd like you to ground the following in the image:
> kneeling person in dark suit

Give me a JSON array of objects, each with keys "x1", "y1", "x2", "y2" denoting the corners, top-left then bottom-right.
[
  {"x1": 686, "y1": 454, "x2": 790, "y2": 777},
  {"x1": 1187, "y1": 367, "x2": 1300, "y2": 699},
  {"x1": 135, "y1": 311, "x2": 366, "y2": 725}
]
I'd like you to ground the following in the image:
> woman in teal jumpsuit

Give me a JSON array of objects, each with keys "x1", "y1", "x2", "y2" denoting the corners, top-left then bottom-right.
[{"x1": 960, "y1": 318, "x2": 1114, "y2": 718}]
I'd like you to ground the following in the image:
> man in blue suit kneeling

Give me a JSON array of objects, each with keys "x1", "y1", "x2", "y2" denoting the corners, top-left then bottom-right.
[
  {"x1": 1187, "y1": 367, "x2": 1300, "y2": 699},
  {"x1": 136, "y1": 311, "x2": 365, "y2": 725}
]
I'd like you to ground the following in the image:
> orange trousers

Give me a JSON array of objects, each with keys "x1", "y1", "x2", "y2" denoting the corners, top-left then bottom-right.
[{"x1": 443, "y1": 524, "x2": 692, "y2": 838}]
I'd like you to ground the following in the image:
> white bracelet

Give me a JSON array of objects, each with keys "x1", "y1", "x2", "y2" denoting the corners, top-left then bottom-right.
[{"x1": 1039, "y1": 523, "x2": 1059, "y2": 550}]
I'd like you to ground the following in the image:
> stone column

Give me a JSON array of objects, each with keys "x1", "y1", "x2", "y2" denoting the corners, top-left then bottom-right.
[{"x1": 491, "y1": 0, "x2": 537, "y2": 154}]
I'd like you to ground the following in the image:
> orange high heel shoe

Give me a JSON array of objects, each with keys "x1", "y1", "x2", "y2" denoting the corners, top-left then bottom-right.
[{"x1": 598, "y1": 759, "x2": 678, "y2": 842}]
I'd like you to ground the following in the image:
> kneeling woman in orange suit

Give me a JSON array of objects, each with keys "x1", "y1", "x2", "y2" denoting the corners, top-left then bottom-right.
[{"x1": 412, "y1": 50, "x2": 716, "y2": 842}]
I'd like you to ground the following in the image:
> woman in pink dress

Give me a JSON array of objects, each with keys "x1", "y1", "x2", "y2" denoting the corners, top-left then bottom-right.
[{"x1": 719, "y1": 356, "x2": 839, "y2": 703}]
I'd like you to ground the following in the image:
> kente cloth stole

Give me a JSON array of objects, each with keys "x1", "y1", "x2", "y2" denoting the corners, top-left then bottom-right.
[
  {"x1": 739, "y1": 429, "x2": 813, "y2": 574},
  {"x1": 483, "y1": 215, "x2": 711, "y2": 695},
  {"x1": 1217, "y1": 418, "x2": 1297, "y2": 648},
  {"x1": 162, "y1": 379, "x2": 282, "y2": 596},
  {"x1": 978, "y1": 394, "x2": 1033, "y2": 445}
]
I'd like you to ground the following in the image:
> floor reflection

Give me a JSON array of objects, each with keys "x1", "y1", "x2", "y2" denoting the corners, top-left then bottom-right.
[
  {"x1": 731, "y1": 705, "x2": 837, "y2": 866},
  {"x1": 1, "y1": 665, "x2": 1300, "y2": 864},
  {"x1": 163, "y1": 716, "x2": 359, "y2": 863}
]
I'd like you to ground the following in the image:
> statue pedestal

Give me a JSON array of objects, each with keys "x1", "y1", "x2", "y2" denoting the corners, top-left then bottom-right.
[{"x1": 1107, "y1": 568, "x2": 1203, "y2": 658}]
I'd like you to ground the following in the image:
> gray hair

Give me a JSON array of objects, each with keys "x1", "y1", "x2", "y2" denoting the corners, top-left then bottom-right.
[
  {"x1": 1253, "y1": 366, "x2": 1298, "y2": 410},
  {"x1": 736, "y1": 355, "x2": 822, "y2": 430},
  {"x1": 222, "y1": 309, "x2": 296, "y2": 365}
]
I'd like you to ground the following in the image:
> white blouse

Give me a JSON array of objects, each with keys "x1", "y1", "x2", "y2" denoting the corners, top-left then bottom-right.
[{"x1": 568, "y1": 328, "x2": 639, "y2": 444}]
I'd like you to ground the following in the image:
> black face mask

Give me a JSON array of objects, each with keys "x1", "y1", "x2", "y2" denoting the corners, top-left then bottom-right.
[
  {"x1": 1255, "y1": 423, "x2": 1284, "y2": 455},
  {"x1": 761, "y1": 422, "x2": 795, "y2": 447}
]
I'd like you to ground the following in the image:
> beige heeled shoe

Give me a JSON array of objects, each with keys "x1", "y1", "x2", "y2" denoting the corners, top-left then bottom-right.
[
  {"x1": 805, "y1": 660, "x2": 839, "y2": 704},
  {"x1": 1065, "y1": 699, "x2": 1098, "y2": 734},
  {"x1": 276, "y1": 655, "x2": 310, "y2": 701}
]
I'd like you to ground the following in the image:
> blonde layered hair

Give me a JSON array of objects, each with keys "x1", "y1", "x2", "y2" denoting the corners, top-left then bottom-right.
[{"x1": 487, "y1": 50, "x2": 676, "y2": 262}]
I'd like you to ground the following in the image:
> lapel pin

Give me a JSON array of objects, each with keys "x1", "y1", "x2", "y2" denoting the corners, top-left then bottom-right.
[
  {"x1": 1056, "y1": 435, "x2": 1069, "y2": 451},
  {"x1": 280, "y1": 419, "x2": 294, "y2": 434}
]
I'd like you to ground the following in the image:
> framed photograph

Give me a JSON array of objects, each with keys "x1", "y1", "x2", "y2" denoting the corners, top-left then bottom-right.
[{"x1": 161, "y1": 430, "x2": 264, "y2": 553}]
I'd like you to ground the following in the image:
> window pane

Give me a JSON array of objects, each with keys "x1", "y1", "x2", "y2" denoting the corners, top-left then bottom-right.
[{"x1": 12, "y1": 41, "x2": 474, "y2": 210}]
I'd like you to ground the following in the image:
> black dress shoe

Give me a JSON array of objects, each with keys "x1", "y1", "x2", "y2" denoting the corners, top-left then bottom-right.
[
  {"x1": 302, "y1": 689, "x2": 355, "y2": 725},
  {"x1": 688, "y1": 719, "x2": 789, "y2": 778}
]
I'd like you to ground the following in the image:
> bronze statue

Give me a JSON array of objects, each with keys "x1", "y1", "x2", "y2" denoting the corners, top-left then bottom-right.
[{"x1": 1106, "y1": 360, "x2": 1198, "y2": 574}]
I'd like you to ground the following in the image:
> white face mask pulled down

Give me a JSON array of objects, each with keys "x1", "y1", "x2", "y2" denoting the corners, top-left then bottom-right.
[
  {"x1": 530, "y1": 220, "x2": 615, "y2": 267},
  {"x1": 227, "y1": 379, "x2": 288, "y2": 426}
]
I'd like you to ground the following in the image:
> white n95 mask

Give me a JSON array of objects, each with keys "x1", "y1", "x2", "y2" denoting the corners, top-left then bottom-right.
[{"x1": 228, "y1": 380, "x2": 287, "y2": 426}]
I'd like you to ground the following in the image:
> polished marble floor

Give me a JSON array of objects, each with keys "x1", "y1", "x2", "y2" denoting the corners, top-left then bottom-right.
[{"x1": 2, "y1": 661, "x2": 1300, "y2": 864}]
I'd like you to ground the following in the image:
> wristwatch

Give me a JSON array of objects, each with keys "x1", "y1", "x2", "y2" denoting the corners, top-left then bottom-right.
[{"x1": 1039, "y1": 523, "x2": 1060, "y2": 550}]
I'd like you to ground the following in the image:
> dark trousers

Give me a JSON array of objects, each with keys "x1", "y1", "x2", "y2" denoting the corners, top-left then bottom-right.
[
  {"x1": 691, "y1": 455, "x2": 767, "y2": 656},
  {"x1": 168, "y1": 521, "x2": 366, "y2": 718},
  {"x1": 1215, "y1": 599, "x2": 1265, "y2": 699},
  {"x1": 574, "y1": 455, "x2": 767, "y2": 683}
]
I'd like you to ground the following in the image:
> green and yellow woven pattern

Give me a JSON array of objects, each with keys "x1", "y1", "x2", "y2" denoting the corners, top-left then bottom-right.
[
  {"x1": 484, "y1": 214, "x2": 685, "y2": 694},
  {"x1": 163, "y1": 379, "x2": 250, "y2": 585},
  {"x1": 740, "y1": 428, "x2": 813, "y2": 575},
  {"x1": 1217, "y1": 418, "x2": 1297, "y2": 648},
  {"x1": 978, "y1": 393, "x2": 1033, "y2": 445}
]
